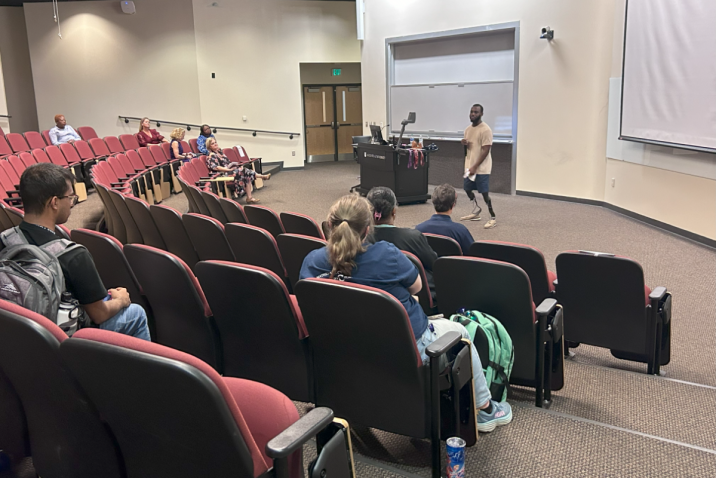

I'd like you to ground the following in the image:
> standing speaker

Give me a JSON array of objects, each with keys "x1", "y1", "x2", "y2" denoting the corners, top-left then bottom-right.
[{"x1": 121, "y1": 1, "x2": 136, "y2": 14}]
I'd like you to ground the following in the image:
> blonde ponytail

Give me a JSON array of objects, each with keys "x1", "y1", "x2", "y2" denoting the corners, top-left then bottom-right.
[{"x1": 326, "y1": 194, "x2": 373, "y2": 278}]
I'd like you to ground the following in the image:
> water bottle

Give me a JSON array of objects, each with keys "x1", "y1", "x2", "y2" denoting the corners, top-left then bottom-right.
[{"x1": 57, "y1": 292, "x2": 77, "y2": 328}]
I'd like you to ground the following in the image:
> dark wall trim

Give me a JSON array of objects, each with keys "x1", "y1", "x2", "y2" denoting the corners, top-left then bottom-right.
[
  {"x1": 282, "y1": 166, "x2": 305, "y2": 171},
  {"x1": 516, "y1": 190, "x2": 716, "y2": 249}
]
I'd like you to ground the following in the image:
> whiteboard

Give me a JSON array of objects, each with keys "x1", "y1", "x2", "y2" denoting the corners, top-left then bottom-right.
[{"x1": 390, "y1": 82, "x2": 513, "y2": 138}]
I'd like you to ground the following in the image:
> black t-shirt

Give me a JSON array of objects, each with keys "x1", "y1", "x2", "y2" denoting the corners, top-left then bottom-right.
[
  {"x1": 1, "y1": 222, "x2": 108, "y2": 305},
  {"x1": 368, "y1": 226, "x2": 438, "y2": 292}
]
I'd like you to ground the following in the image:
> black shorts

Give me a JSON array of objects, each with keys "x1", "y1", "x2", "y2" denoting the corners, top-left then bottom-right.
[{"x1": 464, "y1": 174, "x2": 490, "y2": 194}]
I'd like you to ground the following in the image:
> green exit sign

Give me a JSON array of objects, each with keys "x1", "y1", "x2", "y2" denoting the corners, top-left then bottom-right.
[{"x1": 332, "y1": 68, "x2": 342, "y2": 76}]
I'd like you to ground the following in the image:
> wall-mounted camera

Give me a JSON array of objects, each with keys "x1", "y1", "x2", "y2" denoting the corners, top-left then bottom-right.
[{"x1": 540, "y1": 27, "x2": 554, "y2": 40}]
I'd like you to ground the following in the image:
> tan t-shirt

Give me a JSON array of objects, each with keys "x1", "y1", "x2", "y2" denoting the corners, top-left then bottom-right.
[{"x1": 464, "y1": 122, "x2": 493, "y2": 175}]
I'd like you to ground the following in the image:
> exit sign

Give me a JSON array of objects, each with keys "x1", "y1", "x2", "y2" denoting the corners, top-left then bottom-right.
[{"x1": 332, "y1": 68, "x2": 342, "y2": 76}]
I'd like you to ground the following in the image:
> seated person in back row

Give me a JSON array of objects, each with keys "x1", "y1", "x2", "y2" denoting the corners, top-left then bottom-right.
[
  {"x1": 169, "y1": 127, "x2": 195, "y2": 161},
  {"x1": 416, "y1": 184, "x2": 475, "y2": 255},
  {"x1": 0, "y1": 163, "x2": 151, "y2": 340},
  {"x1": 49, "y1": 114, "x2": 81, "y2": 145},
  {"x1": 196, "y1": 124, "x2": 216, "y2": 155},
  {"x1": 366, "y1": 187, "x2": 438, "y2": 299},
  {"x1": 300, "y1": 194, "x2": 512, "y2": 432},
  {"x1": 205, "y1": 138, "x2": 271, "y2": 204},
  {"x1": 137, "y1": 117, "x2": 168, "y2": 147}
]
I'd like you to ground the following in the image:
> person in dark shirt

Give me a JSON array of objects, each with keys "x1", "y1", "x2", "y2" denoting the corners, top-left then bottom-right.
[
  {"x1": 4, "y1": 163, "x2": 150, "y2": 340},
  {"x1": 416, "y1": 184, "x2": 475, "y2": 254},
  {"x1": 366, "y1": 187, "x2": 437, "y2": 299},
  {"x1": 300, "y1": 194, "x2": 512, "y2": 432}
]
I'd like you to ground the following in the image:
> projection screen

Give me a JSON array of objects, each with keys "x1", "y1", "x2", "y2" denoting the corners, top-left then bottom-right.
[{"x1": 620, "y1": 0, "x2": 716, "y2": 153}]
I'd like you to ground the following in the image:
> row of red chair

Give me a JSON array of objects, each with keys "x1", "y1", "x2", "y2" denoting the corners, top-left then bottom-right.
[{"x1": 0, "y1": 296, "x2": 351, "y2": 478}]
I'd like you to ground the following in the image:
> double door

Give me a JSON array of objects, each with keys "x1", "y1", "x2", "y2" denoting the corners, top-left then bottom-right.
[{"x1": 304, "y1": 85, "x2": 362, "y2": 162}]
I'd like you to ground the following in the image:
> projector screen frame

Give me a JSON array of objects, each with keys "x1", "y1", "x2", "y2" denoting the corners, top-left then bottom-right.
[
  {"x1": 385, "y1": 22, "x2": 521, "y2": 194},
  {"x1": 619, "y1": 0, "x2": 716, "y2": 155}
]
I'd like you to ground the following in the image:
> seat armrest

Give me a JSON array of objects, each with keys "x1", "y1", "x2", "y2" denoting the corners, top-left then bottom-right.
[
  {"x1": 110, "y1": 181, "x2": 126, "y2": 186},
  {"x1": 536, "y1": 298, "x2": 558, "y2": 317},
  {"x1": 552, "y1": 279, "x2": 558, "y2": 287},
  {"x1": 266, "y1": 407, "x2": 334, "y2": 459},
  {"x1": 200, "y1": 176, "x2": 212, "y2": 180},
  {"x1": 649, "y1": 286, "x2": 667, "y2": 302},
  {"x1": 6, "y1": 190, "x2": 20, "y2": 196},
  {"x1": 4, "y1": 197, "x2": 23, "y2": 205},
  {"x1": 426, "y1": 330, "x2": 462, "y2": 358}
]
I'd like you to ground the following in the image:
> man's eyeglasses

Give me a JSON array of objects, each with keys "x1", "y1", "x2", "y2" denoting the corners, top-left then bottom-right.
[{"x1": 58, "y1": 194, "x2": 79, "y2": 207}]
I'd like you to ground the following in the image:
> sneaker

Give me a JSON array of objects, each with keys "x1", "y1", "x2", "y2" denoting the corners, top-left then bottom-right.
[
  {"x1": 484, "y1": 219, "x2": 497, "y2": 229},
  {"x1": 460, "y1": 213, "x2": 481, "y2": 221},
  {"x1": 477, "y1": 400, "x2": 512, "y2": 433}
]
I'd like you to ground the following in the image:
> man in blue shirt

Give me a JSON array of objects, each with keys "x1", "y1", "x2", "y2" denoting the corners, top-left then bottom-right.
[
  {"x1": 49, "y1": 115, "x2": 81, "y2": 145},
  {"x1": 416, "y1": 184, "x2": 474, "y2": 254}
]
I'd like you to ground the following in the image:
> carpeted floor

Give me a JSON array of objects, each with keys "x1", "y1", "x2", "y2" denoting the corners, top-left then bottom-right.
[{"x1": 56, "y1": 161, "x2": 715, "y2": 477}]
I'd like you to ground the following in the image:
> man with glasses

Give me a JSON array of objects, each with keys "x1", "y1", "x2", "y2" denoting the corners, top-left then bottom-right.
[{"x1": 0, "y1": 163, "x2": 150, "y2": 340}]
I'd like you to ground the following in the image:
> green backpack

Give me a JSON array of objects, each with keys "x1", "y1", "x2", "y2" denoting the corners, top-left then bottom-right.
[{"x1": 450, "y1": 310, "x2": 514, "y2": 402}]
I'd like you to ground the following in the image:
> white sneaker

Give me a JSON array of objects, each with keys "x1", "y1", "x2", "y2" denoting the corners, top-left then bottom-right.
[
  {"x1": 460, "y1": 213, "x2": 481, "y2": 221},
  {"x1": 484, "y1": 219, "x2": 497, "y2": 229}
]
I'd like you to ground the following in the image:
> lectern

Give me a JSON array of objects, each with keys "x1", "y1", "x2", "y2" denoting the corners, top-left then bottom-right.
[{"x1": 353, "y1": 143, "x2": 430, "y2": 204}]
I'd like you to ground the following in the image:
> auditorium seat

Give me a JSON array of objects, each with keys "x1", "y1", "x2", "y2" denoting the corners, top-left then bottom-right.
[
  {"x1": 59, "y1": 328, "x2": 350, "y2": 478},
  {"x1": 424, "y1": 232, "x2": 463, "y2": 257},
  {"x1": 70, "y1": 228, "x2": 154, "y2": 336},
  {"x1": 88, "y1": 137, "x2": 110, "y2": 157},
  {"x1": 7, "y1": 155, "x2": 27, "y2": 179},
  {"x1": 0, "y1": 368, "x2": 29, "y2": 468},
  {"x1": 124, "y1": 244, "x2": 220, "y2": 369},
  {"x1": 225, "y1": 223, "x2": 288, "y2": 283},
  {"x1": 0, "y1": 166, "x2": 22, "y2": 207},
  {"x1": 6, "y1": 133, "x2": 30, "y2": 153},
  {"x1": 114, "y1": 154, "x2": 152, "y2": 202},
  {"x1": 280, "y1": 211, "x2": 325, "y2": 239},
  {"x1": 233, "y1": 144, "x2": 261, "y2": 168},
  {"x1": 189, "y1": 137, "x2": 199, "y2": 154},
  {"x1": 2, "y1": 203, "x2": 23, "y2": 226},
  {"x1": 106, "y1": 155, "x2": 141, "y2": 198},
  {"x1": 402, "y1": 251, "x2": 438, "y2": 316},
  {"x1": 77, "y1": 126, "x2": 99, "y2": 140},
  {"x1": 149, "y1": 204, "x2": 200, "y2": 270},
  {"x1": 55, "y1": 224, "x2": 71, "y2": 240},
  {"x1": 125, "y1": 196, "x2": 166, "y2": 248},
  {"x1": 178, "y1": 173, "x2": 200, "y2": 214},
  {"x1": 17, "y1": 152, "x2": 35, "y2": 170},
  {"x1": 59, "y1": 143, "x2": 91, "y2": 172},
  {"x1": 29, "y1": 148, "x2": 51, "y2": 164},
  {"x1": 180, "y1": 140, "x2": 192, "y2": 155},
  {"x1": 0, "y1": 301, "x2": 124, "y2": 478},
  {"x1": 103, "y1": 136, "x2": 124, "y2": 154},
  {"x1": 244, "y1": 205, "x2": 285, "y2": 238},
  {"x1": 106, "y1": 188, "x2": 144, "y2": 244},
  {"x1": 161, "y1": 141, "x2": 172, "y2": 159},
  {"x1": 196, "y1": 261, "x2": 312, "y2": 402},
  {"x1": 74, "y1": 140, "x2": 105, "y2": 162},
  {"x1": 220, "y1": 197, "x2": 249, "y2": 224},
  {"x1": 179, "y1": 162, "x2": 211, "y2": 215},
  {"x1": 23, "y1": 131, "x2": 47, "y2": 150},
  {"x1": 150, "y1": 144, "x2": 181, "y2": 193},
  {"x1": 555, "y1": 251, "x2": 671, "y2": 374},
  {"x1": 0, "y1": 136, "x2": 13, "y2": 157},
  {"x1": 276, "y1": 233, "x2": 327, "y2": 290},
  {"x1": 0, "y1": 204, "x2": 15, "y2": 230},
  {"x1": 182, "y1": 213, "x2": 235, "y2": 262},
  {"x1": 201, "y1": 190, "x2": 229, "y2": 223},
  {"x1": 0, "y1": 159, "x2": 20, "y2": 187},
  {"x1": 41, "y1": 130, "x2": 52, "y2": 146},
  {"x1": 93, "y1": 183, "x2": 127, "y2": 243},
  {"x1": 119, "y1": 134, "x2": 140, "y2": 151},
  {"x1": 126, "y1": 149, "x2": 162, "y2": 202},
  {"x1": 434, "y1": 257, "x2": 565, "y2": 407},
  {"x1": 469, "y1": 240, "x2": 557, "y2": 304},
  {"x1": 139, "y1": 147, "x2": 171, "y2": 199},
  {"x1": 295, "y1": 278, "x2": 476, "y2": 476}
]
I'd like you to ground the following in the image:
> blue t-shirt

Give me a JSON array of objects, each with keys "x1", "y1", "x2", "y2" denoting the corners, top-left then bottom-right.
[
  {"x1": 416, "y1": 214, "x2": 474, "y2": 255},
  {"x1": 300, "y1": 241, "x2": 428, "y2": 338}
]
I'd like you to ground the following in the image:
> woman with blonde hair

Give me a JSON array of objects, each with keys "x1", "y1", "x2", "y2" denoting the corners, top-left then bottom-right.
[
  {"x1": 169, "y1": 128, "x2": 194, "y2": 161},
  {"x1": 300, "y1": 194, "x2": 513, "y2": 433},
  {"x1": 137, "y1": 117, "x2": 168, "y2": 147},
  {"x1": 205, "y1": 137, "x2": 270, "y2": 204}
]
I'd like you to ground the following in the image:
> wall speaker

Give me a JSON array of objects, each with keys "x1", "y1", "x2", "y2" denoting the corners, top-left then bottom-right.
[{"x1": 121, "y1": 1, "x2": 136, "y2": 15}]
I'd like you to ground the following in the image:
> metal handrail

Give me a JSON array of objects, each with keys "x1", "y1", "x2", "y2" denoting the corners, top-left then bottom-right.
[
  {"x1": 118, "y1": 115, "x2": 299, "y2": 139},
  {"x1": 0, "y1": 114, "x2": 11, "y2": 118}
]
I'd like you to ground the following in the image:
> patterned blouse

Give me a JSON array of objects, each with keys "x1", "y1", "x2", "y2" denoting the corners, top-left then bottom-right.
[{"x1": 207, "y1": 151, "x2": 230, "y2": 173}]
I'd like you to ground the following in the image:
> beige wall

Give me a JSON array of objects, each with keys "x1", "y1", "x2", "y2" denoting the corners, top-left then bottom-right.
[
  {"x1": 606, "y1": 0, "x2": 716, "y2": 239},
  {"x1": 0, "y1": 7, "x2": 38, "y2": 134},
  {"x1": 24, "y1": 0, "x2": 202, "y2": 138},
  {"x1": 362, "y1": 0, "x2": 715, "y2": 239},
  {"x1": 300, "y1": 62, "x2": 361, "y2": 85},
  {"x1": 192, "y1": 0, "x2": 360, "y2": 168},
  {"x1": 361, "y1": 0, "x2": 616, "y2": 201}
]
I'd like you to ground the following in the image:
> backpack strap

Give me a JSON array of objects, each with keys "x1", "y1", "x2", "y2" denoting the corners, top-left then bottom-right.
[
  {"x1": 40, "y1": 238, "x2": 84, "y2": 259},
  {"x1": 0, "y1": 227, "x2": 28, "y2": 248}
]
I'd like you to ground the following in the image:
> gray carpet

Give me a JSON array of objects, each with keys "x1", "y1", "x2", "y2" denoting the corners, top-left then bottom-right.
[{"x1": 54, "y1": 161, "x2": 715, "y2": 477}]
